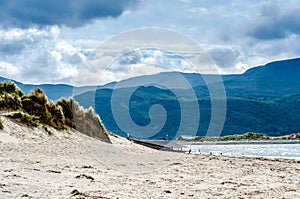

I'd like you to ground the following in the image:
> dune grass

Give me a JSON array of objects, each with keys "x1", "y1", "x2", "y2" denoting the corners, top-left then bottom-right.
[
  {"x1": 0, "y1": 81, "x2": 24, "y2": 97},
  {"x1": 7, "y1": 111, "x2": 38, "y2": 127},
  {"x1": 0, "y1": 82, "x2": 23, "y2": 111},
  {"x1": 0, "y1": 81, "x2": 110, "y2": 142},
  {"x1": 56, "y1": 98, "x2": 110, "y2": 142}
]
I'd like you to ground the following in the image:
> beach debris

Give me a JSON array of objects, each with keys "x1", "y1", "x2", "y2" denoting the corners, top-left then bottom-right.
[
  {"x1": 70, "y1": 189, "x2": 90, "y2": 197},
  {"x1": 169, "y1": 162, "x2": 181, "y2": 166},
  {"x1": 75, "y1": 174, "x2": 95, "y2": 181},
  {"x1": 46, "y1": 170, "x2": 61, "y2": 174},
  {"x1": 70, "y1": 189, "x2": 110, "y2": 198},
  {"x1": 3, "y1": 169, "x2": 13, "y2": 172},
  {"x1": 70, "y1": 189, "x2": 80, "y2": 196},
  {"x1": 81, "y1": 165, "x2": 94, "y2": 169},
  {"x1": 164, "y1": 190, "x2": 172, "y2": 194}
]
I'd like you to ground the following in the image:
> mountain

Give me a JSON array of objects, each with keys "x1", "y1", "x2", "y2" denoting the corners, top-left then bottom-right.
[
  {"x1": 74, "y1": 58, "x2": 300, "y2": 139},
  {"x1": 0, "y1": 77, "x2": 74, "y2": 101},
  {"x1": 2, "y1": 57, "x2": 299, "y2": 100},
  {"x1": 2, "y1": 58, "x2": 300, "y2": 139},
  {"x1": 75, "y1": 86, "x2": 300, "y2": 139},
  {"x1": 104, "y1": 58, "x2": 300, "y2": 97},
  {"x1": 224, "y1": 58, "x2": 300, "y2": 96},
  {"x1": 0, "y1": 78, "x2": 98, "y2": 101}
]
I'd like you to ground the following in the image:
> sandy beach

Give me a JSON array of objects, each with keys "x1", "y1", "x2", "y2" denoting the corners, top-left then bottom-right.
[{"x1": 0, "y1": 116, "x2": 300, "y2": 199}]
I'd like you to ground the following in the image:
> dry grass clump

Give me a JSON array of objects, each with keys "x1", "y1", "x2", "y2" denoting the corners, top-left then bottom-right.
[
  {"x1": 22, "y1": 89, "x2": 66, "y2": 130},
  {"x1": 0, "y1": 81, "x2": 110, "y2": 142},
  {"x1": 0, "y1": 82, "x2": 23, "y2": 111},
  {"x1": 56, "y1": 98, "x2": 110, "y2": 143},
  {"x1": 56, "y1": 98, "x2": 75, "y2": 128},
  {"x1": 0, "y1": 81, "x2": 24, "y2": 97}
]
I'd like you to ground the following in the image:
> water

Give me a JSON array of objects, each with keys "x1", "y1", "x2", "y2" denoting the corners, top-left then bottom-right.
[{"x1": 183, "y1": 143, "x2": 300, "y2": 159}]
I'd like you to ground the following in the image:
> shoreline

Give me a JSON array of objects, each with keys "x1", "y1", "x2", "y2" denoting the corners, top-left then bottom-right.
[
  {"x1": 136, "y1": 139, "x2": 300, "y2": 160},
  {"x1": 139, "y1": 139, "x2": 300, "y2": 146},
  {"x1": 183, "y1": 139, "x2": 300, "y2": 145}
]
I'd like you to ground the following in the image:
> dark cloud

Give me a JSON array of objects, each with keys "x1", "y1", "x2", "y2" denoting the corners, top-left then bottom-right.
[
  {"x1": 0, "y1": 41, "x2": 25, "y2": 55},
  {"x1": 0, "y1": 0, "x2": 141, "y2": 28},
  {"x1": 208, "y1": 47, "x2": 240, "y2": 69},
  {"x1": 246, "y1": 17, "x2": 286, "y2": 40},
  {"x1": 279, "y1": 8, "x2": 300, "y2": 35},
  {"x1": 243, "y1": 1, "x2": 300, "y2": 40}
]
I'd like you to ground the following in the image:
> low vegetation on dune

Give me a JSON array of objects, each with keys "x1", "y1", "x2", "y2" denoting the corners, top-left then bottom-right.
[
  {"x1": 191, "y1": 132, "x2": 300, "y2": 142},
  {"x1": 0, "y1": 81, "x2": 110, "y2": 143},
  {"x1": 8, "y1": 111, "x2": 39, "y2": 127}
]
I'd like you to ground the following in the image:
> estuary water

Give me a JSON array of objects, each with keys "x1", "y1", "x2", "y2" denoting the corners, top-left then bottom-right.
[{"x1": 183, "y1": 142, "x2": 300, "y2": 159}]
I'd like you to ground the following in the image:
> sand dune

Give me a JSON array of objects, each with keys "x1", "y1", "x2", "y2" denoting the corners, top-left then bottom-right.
[{"x1": 0, "y1": 115, "x2": 299, "y2": 198}]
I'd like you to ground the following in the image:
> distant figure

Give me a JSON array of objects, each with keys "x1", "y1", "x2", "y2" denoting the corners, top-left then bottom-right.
[
  {"x1": 198, "y1": 149, "x2": 201, "y2": 154},
  {"x1": 126, "y1": 133, "x2": 130, "y2": 140},
  {"x1": 162, "y1": 134, "x2": 168, "y2": 140},
  {"x1": 189, "y1": 149, "x2": 192, "y2": 154},
  {"x1": 209, "y1": 152, "x2": 212, "y2": 156}
]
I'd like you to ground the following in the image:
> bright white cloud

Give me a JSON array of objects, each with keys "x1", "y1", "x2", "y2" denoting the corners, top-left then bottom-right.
[
  {"x1": 0, "y1": 26, "x2": 85, "y2": 84},
  {"x1": 0, "y1": 62, "x2": 19, "y2": 77}
]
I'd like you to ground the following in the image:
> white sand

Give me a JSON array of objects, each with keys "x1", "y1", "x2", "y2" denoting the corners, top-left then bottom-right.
[{"x1": 0, "y1": 115, "x2": 300, "y2": 199}]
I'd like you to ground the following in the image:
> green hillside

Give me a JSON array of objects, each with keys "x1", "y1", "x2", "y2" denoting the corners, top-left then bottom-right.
[{"x1": 75, "y1": 86, "x2": 300, "y2": 140}]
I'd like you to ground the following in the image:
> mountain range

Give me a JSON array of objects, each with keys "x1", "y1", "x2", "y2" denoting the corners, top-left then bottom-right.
[
  {"x1": 4, "y1": 57, "x2": 300, "y2": 100},
  {"x1": 2, "y1": 58, "x2": 300, "y2": 139}
]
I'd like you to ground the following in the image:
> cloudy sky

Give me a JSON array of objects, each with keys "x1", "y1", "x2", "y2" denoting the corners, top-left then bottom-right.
[{"x1": 0, "y1": 0, "x2": 300, "y2": 85}]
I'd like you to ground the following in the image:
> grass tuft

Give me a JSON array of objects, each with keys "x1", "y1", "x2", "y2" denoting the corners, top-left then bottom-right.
[
  {"x1": 0, "y1": 118, "x2": 3, "y2": 129},
  {"x1": 7, "y1": 111, "x2": 38, "y2": 127}
]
